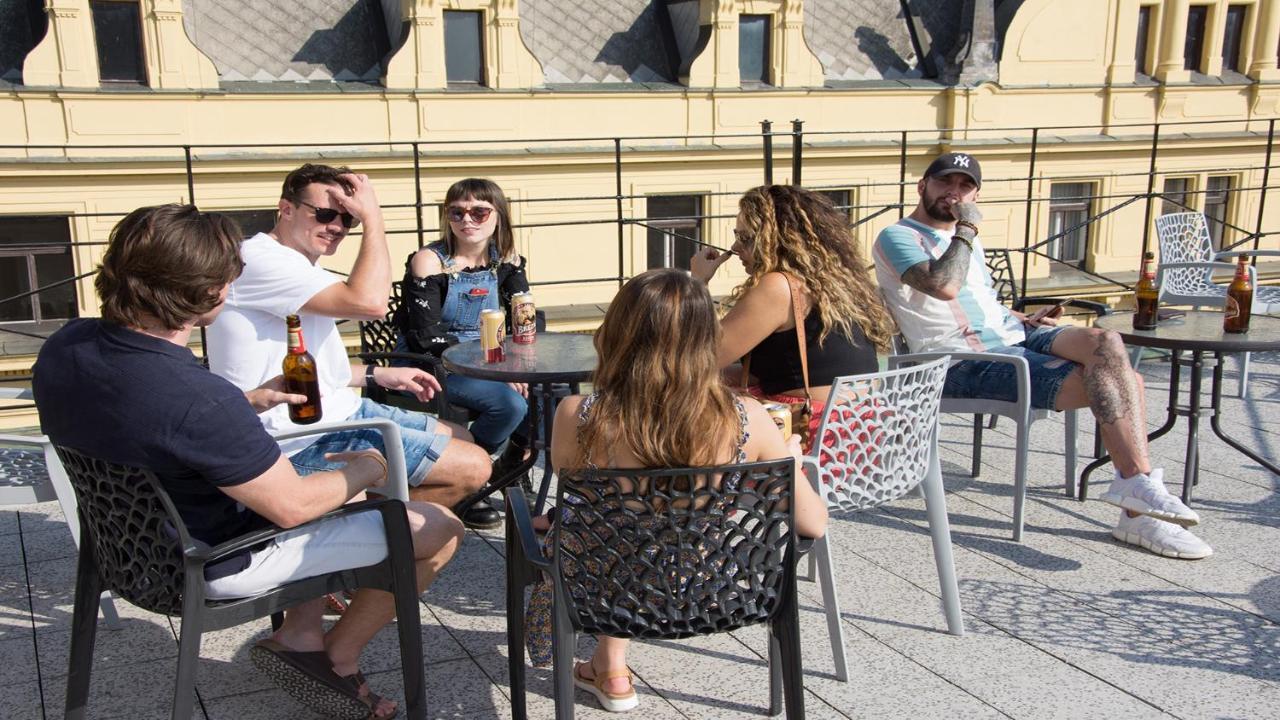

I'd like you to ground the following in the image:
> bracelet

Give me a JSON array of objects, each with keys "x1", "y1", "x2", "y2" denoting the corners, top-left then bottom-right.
[
  {"x1": 365, "y1": 364, "x2": 377, "y2": 391},
  {"x1": 954, "y1": 220, "x2": 979, "y2": 238}
]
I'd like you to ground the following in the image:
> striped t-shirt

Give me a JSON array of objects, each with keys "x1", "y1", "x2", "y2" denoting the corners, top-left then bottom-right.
[{"x1": 873, "y1": 218, "x2": 1024, "y2": 353}]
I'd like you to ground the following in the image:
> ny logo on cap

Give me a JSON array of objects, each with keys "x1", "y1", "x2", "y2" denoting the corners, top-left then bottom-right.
[{"x1": 953, "y1": 154, "x2": 971, "y2": 168}]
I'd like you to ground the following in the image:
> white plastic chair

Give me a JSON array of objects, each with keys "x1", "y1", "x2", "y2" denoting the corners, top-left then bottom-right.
[
  {"x1": 1155, "y1": 212, "x2": 1280, "y2": 312},
  {"x1": 801, "y1": 356, "x2": 962, "y2": 683}
]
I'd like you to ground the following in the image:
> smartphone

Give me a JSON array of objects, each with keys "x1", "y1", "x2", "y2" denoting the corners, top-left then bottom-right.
[{"x1": 1035, "y1": 297, "x2": 1072, "y2": 319}]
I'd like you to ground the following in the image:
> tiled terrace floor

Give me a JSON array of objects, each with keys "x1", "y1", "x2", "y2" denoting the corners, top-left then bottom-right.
[{"x1": 2, "y1": 352, "x2": 1279, "y2": 719}]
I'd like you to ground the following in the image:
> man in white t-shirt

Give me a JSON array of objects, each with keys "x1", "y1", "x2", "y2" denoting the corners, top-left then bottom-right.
[
  {"x1": 208, "y1": 163, "x2": 496, "y2": 528},
  {"x1": 873, "y1": 151, "x2": 1211, "y2": 560}
]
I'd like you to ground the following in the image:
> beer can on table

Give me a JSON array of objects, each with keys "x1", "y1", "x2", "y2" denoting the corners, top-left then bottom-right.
[
  {"x1": 763, "y1": 402, "x2": 792, "y2": 439},
  {"x1": 511, "y1": 291, "x2": 536, "y2": 345},
  {"x1": 480, "y1": 308, "x2": 506, "y2": 363}
]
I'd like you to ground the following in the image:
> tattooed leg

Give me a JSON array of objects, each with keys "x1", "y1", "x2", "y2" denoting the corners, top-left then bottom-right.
[{"x1": 1051, "y1": 328, "x2": 1151, "y2": 478}]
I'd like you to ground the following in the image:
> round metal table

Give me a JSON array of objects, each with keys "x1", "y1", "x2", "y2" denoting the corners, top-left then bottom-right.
[
  {"x1": 441, "y1": 332, "x2": 596, "y2": 514},
  {"x1": 1079, "y1": 310, "x2": 1280, "y2": 503}
]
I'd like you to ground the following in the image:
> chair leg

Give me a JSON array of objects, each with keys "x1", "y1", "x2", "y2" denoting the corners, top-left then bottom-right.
[
  {"x1": 551, "y1": 583, "x2": 576, "y2": 720},
  {"x1": 921, "y1": 447, "x2": 964, "y2": 636},
  {"x1": 506, "y1": 517, "x2": 530, "y2": 720},
  {"x1": 172, "y1": 581, "x2": 205, "y2": 720},
  {"x1": 1130, "y1": 345, "x2": 1143, "y2": 370},
  {"x1": 970, "y1": 415, "x2": 983, "y2": 478},
  {"x1": 390, "y1": 561, "x2": 427, "y2": 720},
  {"x1": 1238, "y1": 351, "x2": 1250, "y2": 399},
  {"x1": 813, "y1": 535, "x2": 849, "y2": 682},
  {"x1": 65, "y1": 543, "x2": 103, "y2": 720},
  {"x1": 798, "y1": 551, "x2": 816, "y2": 583},
  {"x1": 1011, "y1": 417, "x2": 1030, "y2": 542},
  {"x1": 98, "y1": 591, "x2": 122, "y2": 630},
  {"x1": 1093, "y1": 420, "x2": 1104, "y2": 460},
  {"x1": 769, "y1": 592, "x2": 806, "y2": 719},
  {"x1": 767, "y1": 632, "x2": 782, "y2": 717},
  {"x1": 1063, "y1": 410, "x2": 1078, "y2": 499}
]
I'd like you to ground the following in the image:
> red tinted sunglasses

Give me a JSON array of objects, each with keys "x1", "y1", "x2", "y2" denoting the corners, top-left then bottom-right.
[
  {"x1": 297, "y1": 200, "x2": 359, "y2": 229},
  {"x1": 446, "y1": 205, "x2": 494, "y2": 223}
]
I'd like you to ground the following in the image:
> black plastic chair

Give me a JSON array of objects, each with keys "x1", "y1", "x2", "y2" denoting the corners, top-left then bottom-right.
[
  {"x1": 57, "y1": 446, "x2": 427, "y2": 720},
  {"x1": 504, "y1": 458, "x2": 805, "y2": 720}
]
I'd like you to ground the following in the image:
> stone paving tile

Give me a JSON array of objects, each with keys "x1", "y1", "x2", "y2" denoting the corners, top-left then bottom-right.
[
  {"x1": 424, "y1": 534, "x2": 517, "y2": 659},
  {"x1": 40, "y1": 655, "x2": 201, "y2": 719},
  {"x1": 1, "y1": 680, "x2": 46, "y2": 720}
]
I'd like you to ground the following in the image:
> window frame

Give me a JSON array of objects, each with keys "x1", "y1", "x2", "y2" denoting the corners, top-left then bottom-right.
[
  {"x1": 1046, "y1": 182, "x2": 1095, "y2": 270},
  {"x1": 1184, "y1": 4, "x2": 1210, "y2": 73},
  {"x1": 88, "y1": 0, "x2": 148, "y2": 86},
  {"x1": 1135, "y1": 4, "x2": 1156, "y2": 77},
  {"x1": 1221, "y1": 4, "x2": 1249, "y2": 74},
  {"x1": 443, "y1": 9, "x2": 486, "y2": 87},
  {"x1": 738, "y1": 14, "x2": 771, "y2": 87},
  {"x1": 1204, "y1": 175, "x2": 1236, "y2": 251},
  {"x1": 645, "y1": 194, "x2": 705, "y2": 271},
  {"x1": 1161, "y1": 176, "x2": 1195, "y2": 216},
  {"x1": 0, "y1": 215, "x2": 79, "y2": 324}
]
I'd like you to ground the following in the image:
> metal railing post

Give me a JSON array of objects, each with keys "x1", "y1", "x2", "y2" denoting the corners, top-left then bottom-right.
[
  {"x1": 1140, "y1": 123, "x2": 1161, "y2": 258},
  {"x1": 761, "y1": 120, "x2": 774, "y2": 185},
  {"x1": 1254, "y1": 118, "x2": 1275, "y2": 259},
  {"x1": 183, "y1": 145, "x2": 195, "y2": 204},
  {"x1": 898, "y1": 130, "x2": 908, "y2": 219},
  {"x1": 412, "y1": 142, "x2": 425, "y2": 249},
  {"x1": 791, "y1": 119, "x2": 804, "y2": 186},
  {"x1": 615, "y1": 138, "x2": 625, "y2": 288},
  {"x1": 1021, "y1": 128, "x2": 1038, "y2": 291}
]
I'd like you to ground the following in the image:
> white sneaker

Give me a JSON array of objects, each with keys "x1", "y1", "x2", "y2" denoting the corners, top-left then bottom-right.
[
  {"x1": 1100, "y1": 469, "x2": 1200, "y2": 527},
  {"x1": 1112, "y1": 512, "x2": 1213, "y2": 559}
]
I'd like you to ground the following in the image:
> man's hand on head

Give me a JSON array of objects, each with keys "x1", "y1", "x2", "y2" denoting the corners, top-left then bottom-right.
[
  {"x1": 952, "y1": 201, "x2": 982, "y2": 240},
  {"x1": 330, "y1": 173, "x2": 382, "y2": 227},
  {"x1": 244, "y1": 375, "x2": 307, "y2": 414}
]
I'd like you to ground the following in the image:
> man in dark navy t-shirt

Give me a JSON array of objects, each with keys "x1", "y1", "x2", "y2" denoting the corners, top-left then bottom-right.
[{"x1": 34, "y1": 205, "x2": 463, "y2": 720}]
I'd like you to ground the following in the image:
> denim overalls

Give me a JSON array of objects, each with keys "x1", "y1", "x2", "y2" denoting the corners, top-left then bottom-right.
[{"x1": 430, "y1": 240, "x2": 501, "y2": 342}]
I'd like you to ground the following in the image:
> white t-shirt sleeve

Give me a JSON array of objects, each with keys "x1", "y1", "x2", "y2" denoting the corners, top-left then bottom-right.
[{"x1": 231, "y1": 237, "x2": 340, "y2": 317}]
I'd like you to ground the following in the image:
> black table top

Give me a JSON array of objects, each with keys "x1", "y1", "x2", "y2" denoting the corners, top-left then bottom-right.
[
  {"x1": 1095, "y1": 310, "x2": 1280, "y2": 353},
  {"x1": 441, "y1": 332, "x2": 597, "y2": 383}
]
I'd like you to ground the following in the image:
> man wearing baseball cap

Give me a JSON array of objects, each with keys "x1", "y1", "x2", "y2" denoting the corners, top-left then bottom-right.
[{"x1": 872, "y1": 151, "x2": 1211, "y2": 560}]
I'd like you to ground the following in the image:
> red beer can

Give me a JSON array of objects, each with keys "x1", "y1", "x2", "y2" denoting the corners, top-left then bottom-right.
[{"x1": 511, "y1": 291, "x2": 536, "y2": 345}]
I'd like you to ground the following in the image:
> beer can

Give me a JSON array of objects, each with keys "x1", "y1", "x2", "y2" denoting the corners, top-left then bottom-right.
[
  {"x1": 511, "y1": 291, "x2": 536, "y2": 345},
  {"x1": 763, "y1": 402, "x2": 792, "y2": 439},
  {"x1": 480, "y1": 308, "x2": 506, "y2": 363}
]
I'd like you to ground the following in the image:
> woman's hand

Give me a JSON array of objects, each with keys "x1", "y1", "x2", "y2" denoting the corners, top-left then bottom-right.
[
  {"x1": 690, "y1": 247, "x2": 733, "y2": 283},
  {"x1": 507, "y1": 382, "x2": 528, "y2": 398}
]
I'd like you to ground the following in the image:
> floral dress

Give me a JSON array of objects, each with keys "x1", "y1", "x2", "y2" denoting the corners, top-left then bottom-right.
[{"x1": 524, "y1": 392, "x2": 751, "y2": 665}]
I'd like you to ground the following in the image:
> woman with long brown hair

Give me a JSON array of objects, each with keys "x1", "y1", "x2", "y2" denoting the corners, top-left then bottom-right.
[
  {"x1": 535, "y1": 269, "x2": 827, "y2": 713},
  {"x1": 692, "y1": 185, "x2": 896, "y2": 443}
]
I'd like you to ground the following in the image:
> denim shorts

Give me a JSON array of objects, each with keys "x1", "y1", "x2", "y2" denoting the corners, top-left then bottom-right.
[
  {"x1": 943, "y1": 325, "x2": 1077, "y2": 410},
  {"x1": 288, "y1": 398, "x2": 451, "y2": 486}
]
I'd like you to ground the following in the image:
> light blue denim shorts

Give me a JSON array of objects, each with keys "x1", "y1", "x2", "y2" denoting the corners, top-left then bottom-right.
[
  {"x1": 942, "y1": 326, "x2": 1077, "y2": 410},
  {"x1": 288, "y1": 398, "x2": 451, "y2": 486}
]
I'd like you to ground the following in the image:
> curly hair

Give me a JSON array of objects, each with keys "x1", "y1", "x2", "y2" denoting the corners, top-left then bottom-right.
[
  {"x1": 576, "y1": 269, "x2": 739, "y2": 469},
  {"x1": 96, "y1": 205, "x2": 243, "y2": 330},
  {"x1": 732, "y1": 185, "x2": 896, "y2": 350}
]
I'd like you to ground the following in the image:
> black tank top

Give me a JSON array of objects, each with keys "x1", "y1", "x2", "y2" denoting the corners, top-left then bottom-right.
[{"x1": 749, "y1": 310, "x2": 878, "y2": 395}]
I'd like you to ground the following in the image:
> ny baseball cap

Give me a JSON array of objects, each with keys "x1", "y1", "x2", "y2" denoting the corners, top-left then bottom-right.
[{"x1": 925, "y1": 152, "x2": 982, "y2": 188}]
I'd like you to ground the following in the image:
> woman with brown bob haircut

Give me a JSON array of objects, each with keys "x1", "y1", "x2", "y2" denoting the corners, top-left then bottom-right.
[
  {"x1": 527, "y1": 268, "x2": 827, "y2": 713},
  {"x1": 692, "y1": 185, "x2": 896, "y2": 444}
]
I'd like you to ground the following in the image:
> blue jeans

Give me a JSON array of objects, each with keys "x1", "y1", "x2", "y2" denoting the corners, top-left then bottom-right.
[
  {"x1": 445, "y1": 373, "x2": 530, "y2": 453},
  {"x1": 288, "y1": 398, "x2": 451, "y2": 486},
  {"x1": 943, "y1": 325, "x2": 1076, "y2": 410}
]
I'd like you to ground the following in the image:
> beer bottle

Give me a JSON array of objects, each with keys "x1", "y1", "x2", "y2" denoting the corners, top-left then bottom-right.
[
  {"x1": 282, "y1": 314, "x2": 323, "y2": 424},
  {"x1": 1224, "y1": 255, "x2": 1253, "y2": 334},
  {"x1": 1133, "y1": 251, "x2": 1159, "y2": 331}
]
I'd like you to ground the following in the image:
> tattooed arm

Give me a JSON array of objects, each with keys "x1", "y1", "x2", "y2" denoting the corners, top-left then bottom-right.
[{"x1": 900, "y1": 202, "x2": 982, "y2": 301}]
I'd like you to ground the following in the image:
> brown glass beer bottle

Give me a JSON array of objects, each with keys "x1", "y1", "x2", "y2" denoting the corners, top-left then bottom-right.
[
  {"x1": 1133, "y1": 251, "x2": 1159, "y2": 330},
  {"x1": 1224, "y1": 255, "x2": 1253, "y2": 334},
  {"x1": 283, "y1": 314, "x2": 323, "y2": 423}
]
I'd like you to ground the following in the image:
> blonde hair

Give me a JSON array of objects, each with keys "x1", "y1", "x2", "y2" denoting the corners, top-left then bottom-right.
[
  {"x1": 577, "y1": 269, "x2": 739, "y2": 469},
  {"x1": 733, "y1": 185, "x2": 895, "y2": 349}
]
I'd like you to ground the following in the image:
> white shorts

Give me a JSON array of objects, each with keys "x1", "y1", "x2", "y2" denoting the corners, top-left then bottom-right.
[{"x1": 205, "y1": 511, "x2": 389, "y2": 600}]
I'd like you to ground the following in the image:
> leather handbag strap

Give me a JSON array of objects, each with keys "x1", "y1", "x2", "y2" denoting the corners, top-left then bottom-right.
[{"x1": 740, "y1": 272, "x2": 813, "y2": 404}]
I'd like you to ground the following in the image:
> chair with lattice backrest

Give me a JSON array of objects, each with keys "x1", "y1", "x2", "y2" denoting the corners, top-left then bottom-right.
[
  {"x1": 504, "y1": 458, "x2": 804, "y2": 719},
  {"x1": 57, "y1": 434, "x2": 428, "y2": 720},
  {"x1": 798, "y1": 356, "x2": 961, "y2": 683}
]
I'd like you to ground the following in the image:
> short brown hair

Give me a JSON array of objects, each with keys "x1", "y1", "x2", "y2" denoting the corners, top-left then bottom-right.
[
  {"x1": 96, "y1": 204, "x2": 244, "y2": 330},
  {"x1": 280, "y1": 163, "x2": 354, "y2": 203},
  {"x1": 441, "y1": 178, "x2": 517, "y2": 261}
]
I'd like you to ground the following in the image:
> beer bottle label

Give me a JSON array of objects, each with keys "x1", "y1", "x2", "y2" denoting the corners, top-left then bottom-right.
[{"x1": 1225, "y1": 296, "x2": 1239, "y2": 320}]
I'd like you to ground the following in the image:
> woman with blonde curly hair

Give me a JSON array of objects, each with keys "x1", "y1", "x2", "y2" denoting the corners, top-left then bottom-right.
[
  {"x1": 691, "y1": 185, "x2": 896, "y2": 441},
  {"x1": 527, "y1": 269, "x2": 828, "y2": 713}
]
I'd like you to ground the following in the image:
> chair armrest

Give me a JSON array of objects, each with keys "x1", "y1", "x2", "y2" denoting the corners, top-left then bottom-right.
[
  {"x1": 357, "y1": 351, "x2": 444, "y2": 372},
  {"x1": 506, "y1": 486, "x2": 550, "y2": 571},
  {"x1": 1157, "y1": 261, "x2": 1254, "y2": 287},
  {"x1": 271, "y1": 418, "x2": 409, "y2": 502},
  {"x1": 197, "y1": 497, "x2": 403, "y2": 562},
  {"x1": 891, "y1": 351, "x2": 1029, "y2": 411},
  {"x1": 1014, "y1": 297, "x2": 1112, "y2": 317},
  {"x1": 1215, "y1": 250, "x2": 1280, "y2": 261}
]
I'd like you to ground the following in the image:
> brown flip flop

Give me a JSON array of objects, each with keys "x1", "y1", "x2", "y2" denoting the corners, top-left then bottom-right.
[{"x1": 251, "y1": 639, "x2": 385, "y2": 720}]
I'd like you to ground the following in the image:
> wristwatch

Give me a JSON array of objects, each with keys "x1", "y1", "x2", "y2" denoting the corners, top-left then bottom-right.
[{"x1": 365, "y1": 364, "x2": 378, "y2": 391}]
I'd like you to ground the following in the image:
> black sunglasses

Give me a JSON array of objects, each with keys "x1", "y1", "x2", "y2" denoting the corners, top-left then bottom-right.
[
  {"x1": 297, "y1": 200, "x2": 359, "y2": 229},
  {"x1": 446, "y1": 205, "x2": 494, "y2": 223}
]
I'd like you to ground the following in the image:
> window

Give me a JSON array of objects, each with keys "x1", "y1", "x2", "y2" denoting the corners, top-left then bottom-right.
[
  {"x1": 817, "y1": 189, "x2": 853, "y2": 220},
  {"x1": 1184, "y1": 5, "x2": 1209, "y2": 72},
  {"x1": 0, "y1": 216, "x2": 77, "y2": 323},
  {"x1": 219, "y1": 209, "x2": 277, "y2": 238},
  {"x1": 1162, "y1": 177, "x2": 1192, "y2": 215},
  {"x1": 89, "y1": 1, "x2": 146, "y2": 84},
  {"x1": 1222, "y1": 5, "x2": 1248, "y2": 73},
  {"x1": 1205, "y1": 176, "x2": 1234, "y2": 250},
  {"x1": 646, "y1": 195, "x2": 703, "y2": 270},
  {"x1": 739, "y1": 15, "x2": 770, "y2": 86},
  {"x1": 1047, "y1": 183, "x2": 1092, "y2": 267},
  {"x1": 1135, "y1": 5, "x2": 1153, "y2": 76},
  {"x1": 444, "y1": 10, "x2": 484, "y2": 86}
]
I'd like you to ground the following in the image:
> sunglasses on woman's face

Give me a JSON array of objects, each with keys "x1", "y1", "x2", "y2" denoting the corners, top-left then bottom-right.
[
  {"x1": 296, "y1": 200, "x2": 359, "y2": 229},
  {"x1": 446, "y1": 205, "x2": 494, "y2": 223}
]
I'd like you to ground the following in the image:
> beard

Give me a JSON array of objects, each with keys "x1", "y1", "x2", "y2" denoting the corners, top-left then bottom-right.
[{"x1": 923, "y1": 193, "x2": 956, "y2": 222}]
